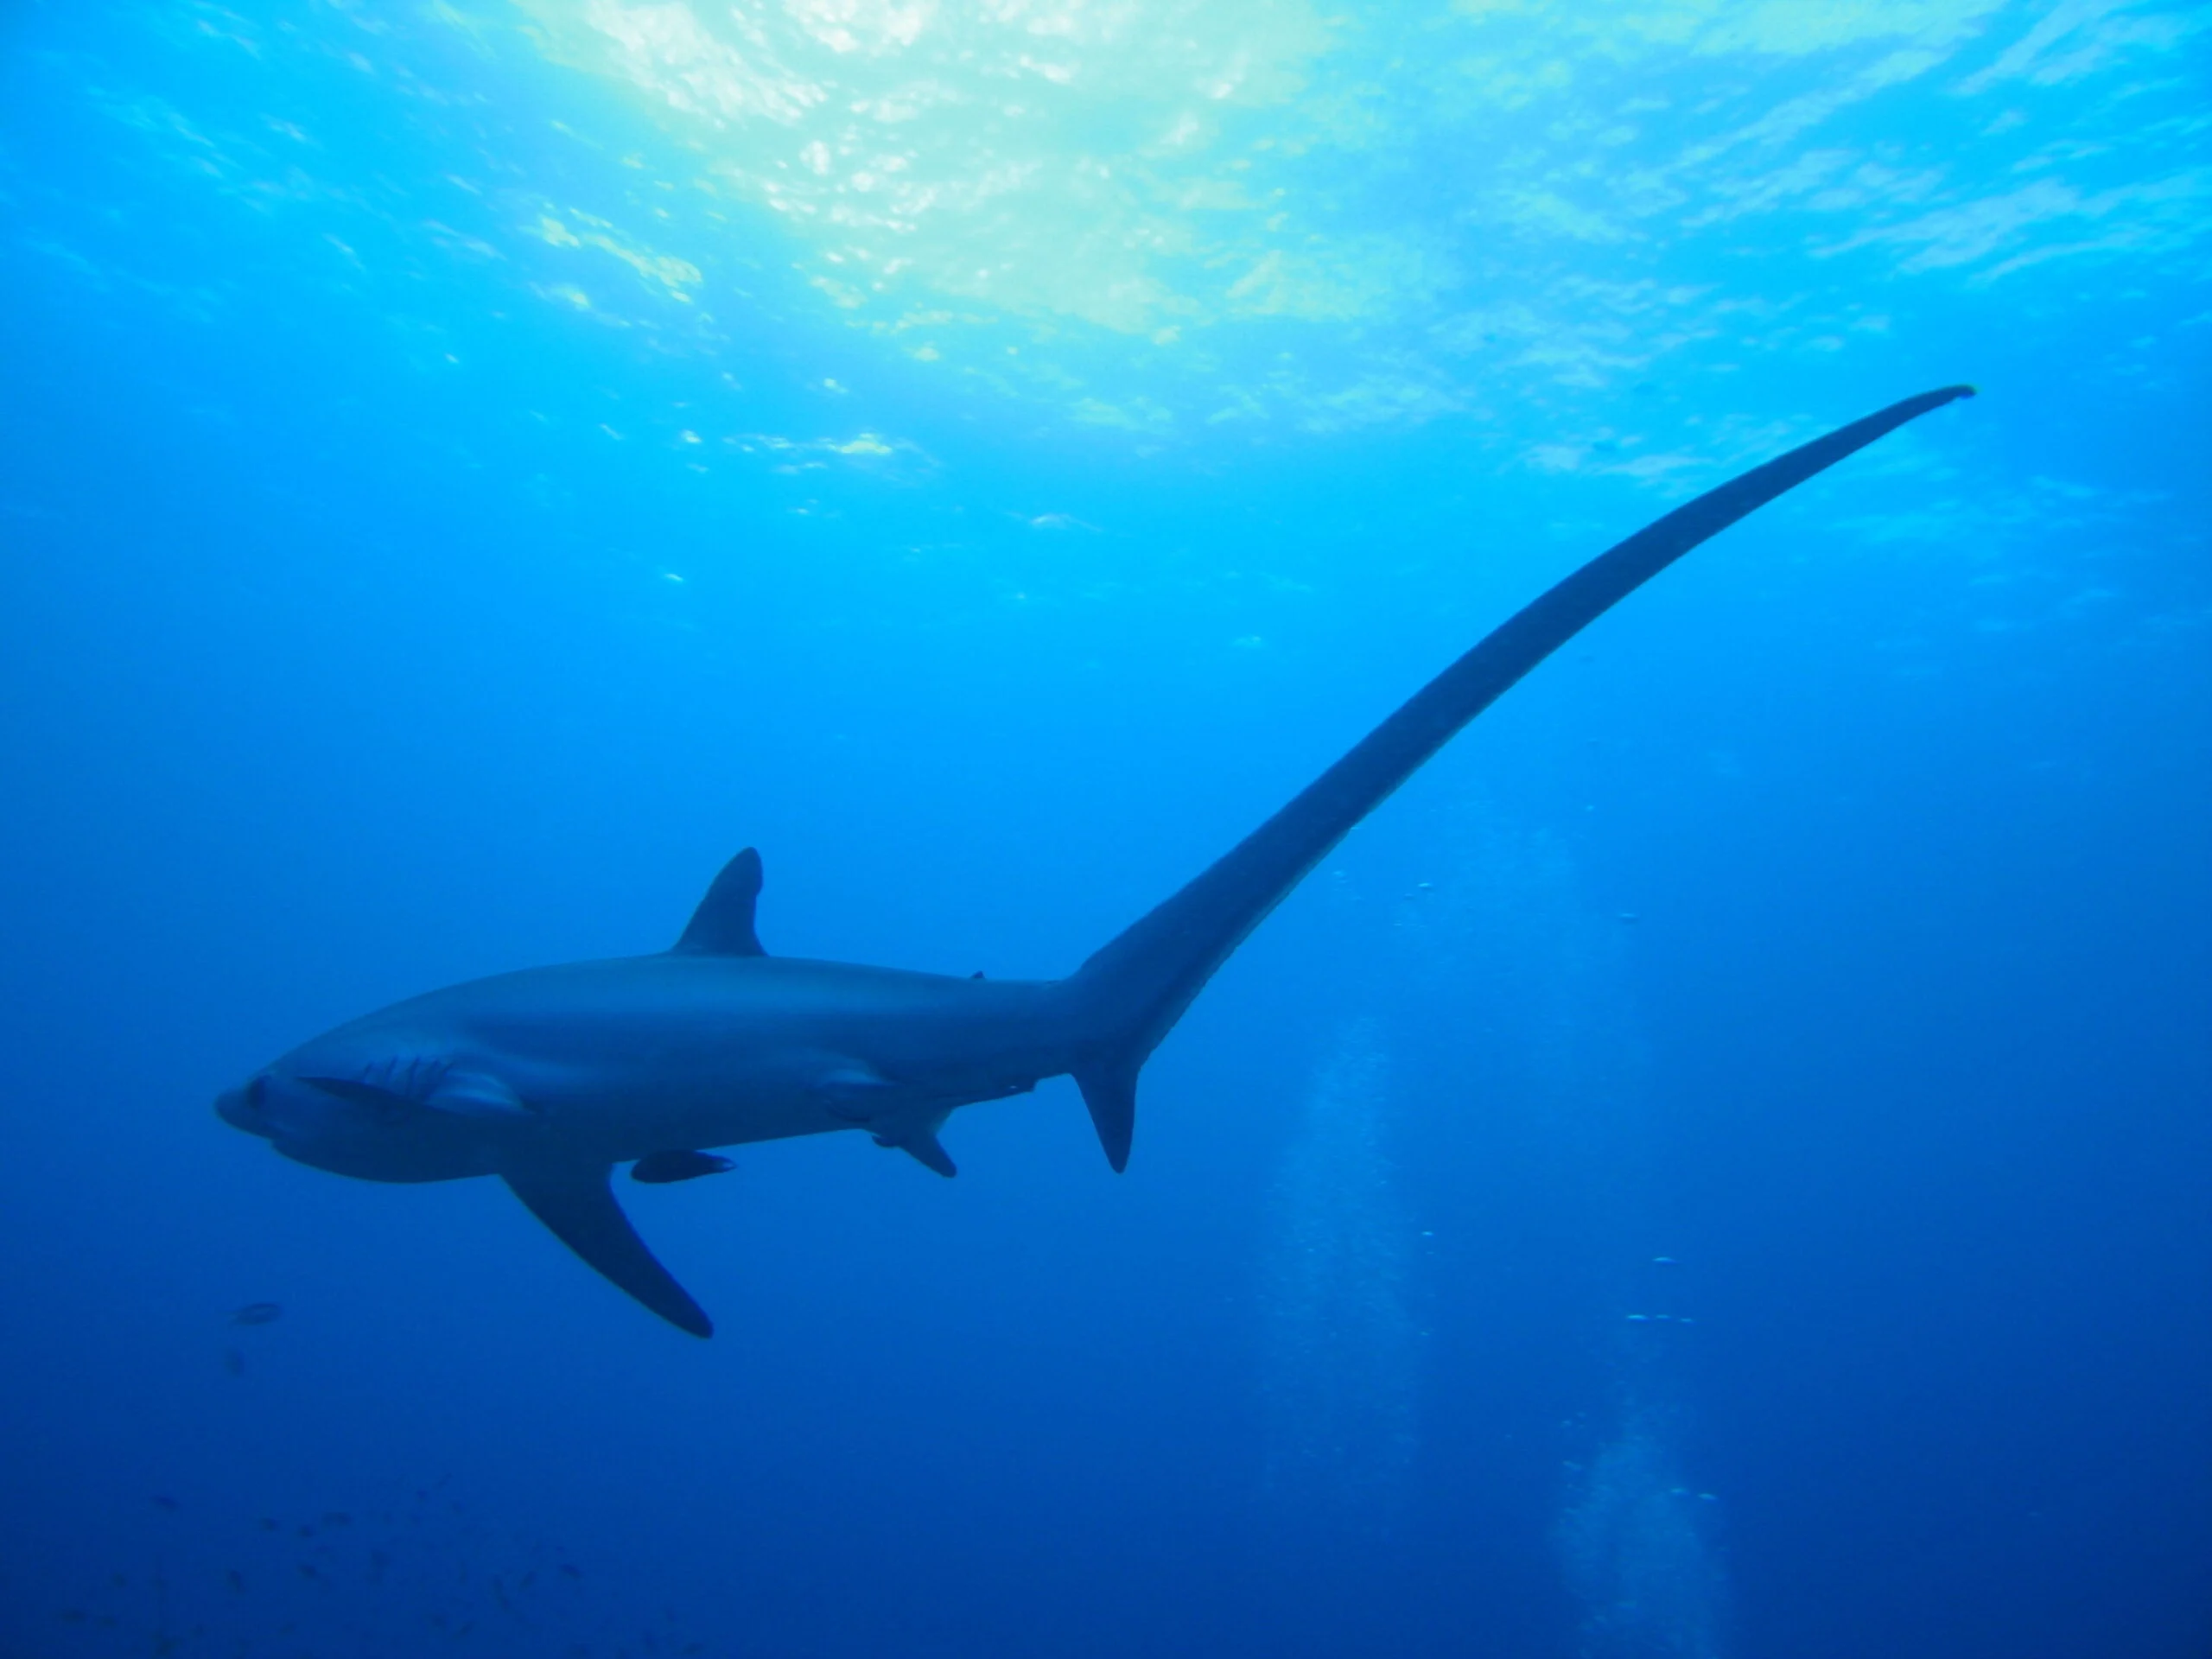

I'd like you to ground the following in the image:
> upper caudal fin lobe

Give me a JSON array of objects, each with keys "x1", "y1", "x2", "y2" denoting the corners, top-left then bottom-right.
[{"x1": 1063, "y1": 385, "x2": 1976, "y2": 1168}]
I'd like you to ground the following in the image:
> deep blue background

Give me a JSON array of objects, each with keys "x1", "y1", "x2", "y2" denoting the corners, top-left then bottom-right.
[{"x1": 3, "y1": 3, "x2": 2208, "y2": 1656}]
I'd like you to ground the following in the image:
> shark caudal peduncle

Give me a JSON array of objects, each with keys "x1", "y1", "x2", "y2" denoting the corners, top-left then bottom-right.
[{"x1": 216, "y1": 385, "x2": 1974, "y2": 1334}]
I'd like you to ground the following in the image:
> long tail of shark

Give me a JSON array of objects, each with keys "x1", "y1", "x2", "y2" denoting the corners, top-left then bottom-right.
[{"x1": 1063, "y1": 384, "x2": 1976, "y2": 1170}]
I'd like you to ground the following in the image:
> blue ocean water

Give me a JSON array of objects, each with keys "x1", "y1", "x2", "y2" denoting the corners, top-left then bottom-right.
[{"x1": 2, "y1": 3, "x2": 2207, "y2": 1655}]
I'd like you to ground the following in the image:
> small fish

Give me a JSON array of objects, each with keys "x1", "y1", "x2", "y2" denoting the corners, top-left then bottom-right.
[
  {"x1": 221, "y1": 1348, "x2": 245, "y2": 1376},
  {"x1": 231, "y1": 1303, "x2": 282, "y2": 1327},
  {"x1": 152, "y1": 1495, "x2": 179, "y2": 1512}
]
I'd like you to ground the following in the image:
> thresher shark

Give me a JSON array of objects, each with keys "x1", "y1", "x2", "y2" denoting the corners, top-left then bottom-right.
[{"x1": 219, "y1": 386, "x2": 1974, "y2": 1335}]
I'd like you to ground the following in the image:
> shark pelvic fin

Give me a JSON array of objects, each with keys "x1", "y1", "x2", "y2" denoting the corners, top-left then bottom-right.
[
  {"x1": 876, "y1": 1130, "x2": 957, "y2": 1179},
  {"x1": 501, "y1": 1165, "x2": 713, "y2": 1338},
  {"x1": 862, "y1": 1105, "x2": 957, "y2": 1177},
  {"x1": 671, "y1": 848, "x2": 766, "y2": 957}
]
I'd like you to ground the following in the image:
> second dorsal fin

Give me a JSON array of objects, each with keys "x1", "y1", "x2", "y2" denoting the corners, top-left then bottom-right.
[{"x1": 671, "y1": 849, "x2": 766, "y2": 957}]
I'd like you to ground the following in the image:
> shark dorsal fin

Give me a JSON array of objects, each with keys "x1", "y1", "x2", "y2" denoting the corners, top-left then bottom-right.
[{"x1": 671, "y1": 849, "x2": 766, "y2": 957}]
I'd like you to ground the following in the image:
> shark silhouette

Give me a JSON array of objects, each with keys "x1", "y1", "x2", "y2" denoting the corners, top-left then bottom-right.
[{"x1": 218, "y1": 386, "x2": 1974, "y2": 1336}]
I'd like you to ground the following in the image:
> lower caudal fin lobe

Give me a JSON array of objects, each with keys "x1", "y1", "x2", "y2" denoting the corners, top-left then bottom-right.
[{"x1": 1068, "y1": 385, "x2": 1976, "y2": 1169}]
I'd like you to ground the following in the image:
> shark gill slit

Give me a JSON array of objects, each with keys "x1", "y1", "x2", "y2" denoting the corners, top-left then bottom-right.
[{"x1": 1058, "y1": 384, "x2": 1975, "y2": 1172}]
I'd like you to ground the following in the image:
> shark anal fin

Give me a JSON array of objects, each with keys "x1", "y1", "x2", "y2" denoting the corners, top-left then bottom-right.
[
  {"x1": 1074, "y1": 1060, "x2": 1138, "y2": 1173},
  {"x1": 671, "y1": 849, "x2": 766, "y2": 957},
  {"x1": 501, "y1": 1166, "x2": 713, "y2": 1338},
  {"x1": 631, "y1": 1149, "x2": 734, "y2": 1185}
]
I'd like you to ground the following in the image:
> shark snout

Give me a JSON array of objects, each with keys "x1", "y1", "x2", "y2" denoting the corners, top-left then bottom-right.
[{"x1": 216, "y1": 1077, "x2": 273, "y2": 1137}]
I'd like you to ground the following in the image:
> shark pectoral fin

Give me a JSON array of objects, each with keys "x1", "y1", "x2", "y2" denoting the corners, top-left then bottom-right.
[
  {"x1": 426, "y1": 1070, "x2": 531, "y2": 1118},
  {"x1": 500, "y1": 1166, "x2": 713, "y2": 1338},
  {"x1": 671, "y1": 848, "x2": 766, "y2": 957}
]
